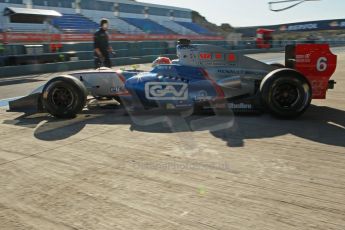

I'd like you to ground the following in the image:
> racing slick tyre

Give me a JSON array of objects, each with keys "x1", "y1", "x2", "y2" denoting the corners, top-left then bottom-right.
[
  {"x1": 260, "y1": 69, "x2": 312, "y2": 119},
  {"x1": 42, "y1": 75, "x2": 87, "y2": 119}
]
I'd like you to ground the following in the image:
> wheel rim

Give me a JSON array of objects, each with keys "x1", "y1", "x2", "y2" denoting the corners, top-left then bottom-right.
[
  {"x1": 51, "y1": 87, "x2": 74, "y2": 108},
  {"x1": 272, "y1": 83, "x2": 300, "y2": 109}
]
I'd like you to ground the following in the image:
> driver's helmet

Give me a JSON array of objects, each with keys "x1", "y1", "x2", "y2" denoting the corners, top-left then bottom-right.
[{"x1": 152, "y1": 57, "x2": 172, "y2": 67}]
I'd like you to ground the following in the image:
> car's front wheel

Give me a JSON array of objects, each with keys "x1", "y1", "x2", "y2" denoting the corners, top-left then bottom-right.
[{"x1": 42, "y1": 75, "x2": 87, "y2": 119}]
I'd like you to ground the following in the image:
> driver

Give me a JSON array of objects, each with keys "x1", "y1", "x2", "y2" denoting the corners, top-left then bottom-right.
[{"x1": 94, "y1": 18, "x2": 113, "y2": 69}]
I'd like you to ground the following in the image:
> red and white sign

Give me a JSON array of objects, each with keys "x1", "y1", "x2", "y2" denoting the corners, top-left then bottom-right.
[{"x1": 0, "y1": 32, "x2": 224, "y2": 44}]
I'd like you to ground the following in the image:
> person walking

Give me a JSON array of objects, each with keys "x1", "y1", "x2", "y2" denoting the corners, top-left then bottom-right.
[{"x1": 94, "y1": 18, "x2": 113, "y2": 69}]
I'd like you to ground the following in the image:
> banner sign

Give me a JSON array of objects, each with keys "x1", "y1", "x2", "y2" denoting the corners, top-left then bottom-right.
[
  {"x1": 278, "y1": 19, "x2": 345, "y2": 32},
  {"x1": 0, "y1": 32, "x2": 224, "y2": 44},
  {"x1": 237, "y1": 18, "x2": 345, "y2": 36}
]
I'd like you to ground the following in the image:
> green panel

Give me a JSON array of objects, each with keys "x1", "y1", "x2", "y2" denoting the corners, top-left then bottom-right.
[{"x1": 127, "y1": 42, "x2": 141, "y2": 57}]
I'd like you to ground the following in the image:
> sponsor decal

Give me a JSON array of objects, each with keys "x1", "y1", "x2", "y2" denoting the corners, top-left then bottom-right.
[
  {"x1": 110, "y1": 86, "x2": 125, "y2": 92},
  {"x1": 280, "y1": 21, "x2": 345, "y2": 31},
  {"x1": 221, "y1": 76, "x2": 241, "y2": 82},
  {"x1": 228, "y1": 103, "x2": 253, "y2": 110},
  {"x1": 296, "y1": 54, "x2": 311, "y2": 63},
  {"x1": 200, "y1": 53, "x2": 212, "y2": 59},
  {"x1": 195, "y1": 90, "x2": 213, "y2": 101},
  {"x1": 202, "y1": 61, "x2": 229, "y2": 66},
  {"x1": 197, "y1": 53, "x2": 230, "y2": 64},
  {"x1": 279, "y1": 25, "x2": 287, "y2": 31},
  {"x1": 215, "y1": 53, "x2": 223, "y2": 60},
  {"x1": 156, "y1": 65, "x2": 173, "y2": 71},
  {"x1": 175, "y1": 101, "x2": 193, "y2": 108},
  {"x1": 287, "y1": 23, "x2": 318, "y2": 31},
  {"x1": 166, "y1": 103, "x2": 176, "y2": 109},
  {"x1": 145, "y1": 82, "x2": 188, "y2": 100},
  {"x1": 311, "y1": 80, "x2": 325, "y2": 97},
  {"x1": 228, "y1": 53, "x2": 236, "y2": 62},
  {"x1": 217, "y1": 68, "x2": 267, "y2": 76},
  {"x1": 329, "y1": 21, "x2": 339, "y2": 27}
]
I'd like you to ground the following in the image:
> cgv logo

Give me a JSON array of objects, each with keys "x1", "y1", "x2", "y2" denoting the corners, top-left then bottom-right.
[{"x1": 145, "y1": 82, "x2": 188, "y2": 100}]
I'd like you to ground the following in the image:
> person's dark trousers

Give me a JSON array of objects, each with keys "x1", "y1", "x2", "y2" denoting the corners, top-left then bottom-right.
[{"x1": 94, "y1": 54, "x2": 112, "y2": 69}]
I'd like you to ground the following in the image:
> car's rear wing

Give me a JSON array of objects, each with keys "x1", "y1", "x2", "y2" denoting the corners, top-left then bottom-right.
[{"x1": 285, "y1": 44, "x2": 337, "y2": 99}]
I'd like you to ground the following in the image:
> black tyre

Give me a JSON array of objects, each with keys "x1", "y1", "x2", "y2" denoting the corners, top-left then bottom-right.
[
  {"x1": 260, "y1": 69, "x2": 312, "y2": 119},
  {"x1": 42, "y1": 75, "x2": 87, "y2": 118},
  {"x1": 270, "y1": 63, "x2": 285, "y2": 68}
]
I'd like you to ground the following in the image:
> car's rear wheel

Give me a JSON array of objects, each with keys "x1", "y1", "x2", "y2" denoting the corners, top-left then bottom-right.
[
  {"x1": 42, "y1": 75, "x2": 87, "y2": 118},
  {"x1": 260, "y1": 69, "x2": 312, "y2": 119}
]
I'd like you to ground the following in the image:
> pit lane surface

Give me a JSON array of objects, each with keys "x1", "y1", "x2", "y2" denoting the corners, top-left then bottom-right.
[{"x1": 0, "y1": 50, "x2": 344, "y2": 230}]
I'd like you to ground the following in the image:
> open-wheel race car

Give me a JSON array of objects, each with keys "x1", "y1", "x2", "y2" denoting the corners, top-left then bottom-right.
[{"x1": 9, "y1": 39, "x2": 337, "y2": 119}]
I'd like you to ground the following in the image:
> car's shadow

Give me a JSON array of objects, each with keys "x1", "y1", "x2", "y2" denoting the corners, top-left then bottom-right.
[{"x1": 3, "y1": 105, "x2": 345, "y2": 148}]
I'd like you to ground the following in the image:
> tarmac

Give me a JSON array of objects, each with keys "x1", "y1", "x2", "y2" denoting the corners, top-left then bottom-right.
[{"x1": 0, "y1": 50, "x2": 344, "y2": 230}]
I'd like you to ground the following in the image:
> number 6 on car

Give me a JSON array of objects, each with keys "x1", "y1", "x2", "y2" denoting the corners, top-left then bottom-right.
[{"x1": 317, "y1": 57, "x2": 327, "y2": 72}]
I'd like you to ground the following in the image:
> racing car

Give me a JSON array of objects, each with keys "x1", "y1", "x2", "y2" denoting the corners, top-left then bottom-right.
[{"x1": 9, "y1": 39, "x2": 337, "y2": 119}]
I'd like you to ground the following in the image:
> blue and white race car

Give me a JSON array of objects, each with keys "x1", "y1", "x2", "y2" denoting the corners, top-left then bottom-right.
[{"x1": 9, "y1": 39, "x2": 337, "y2": 119}]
